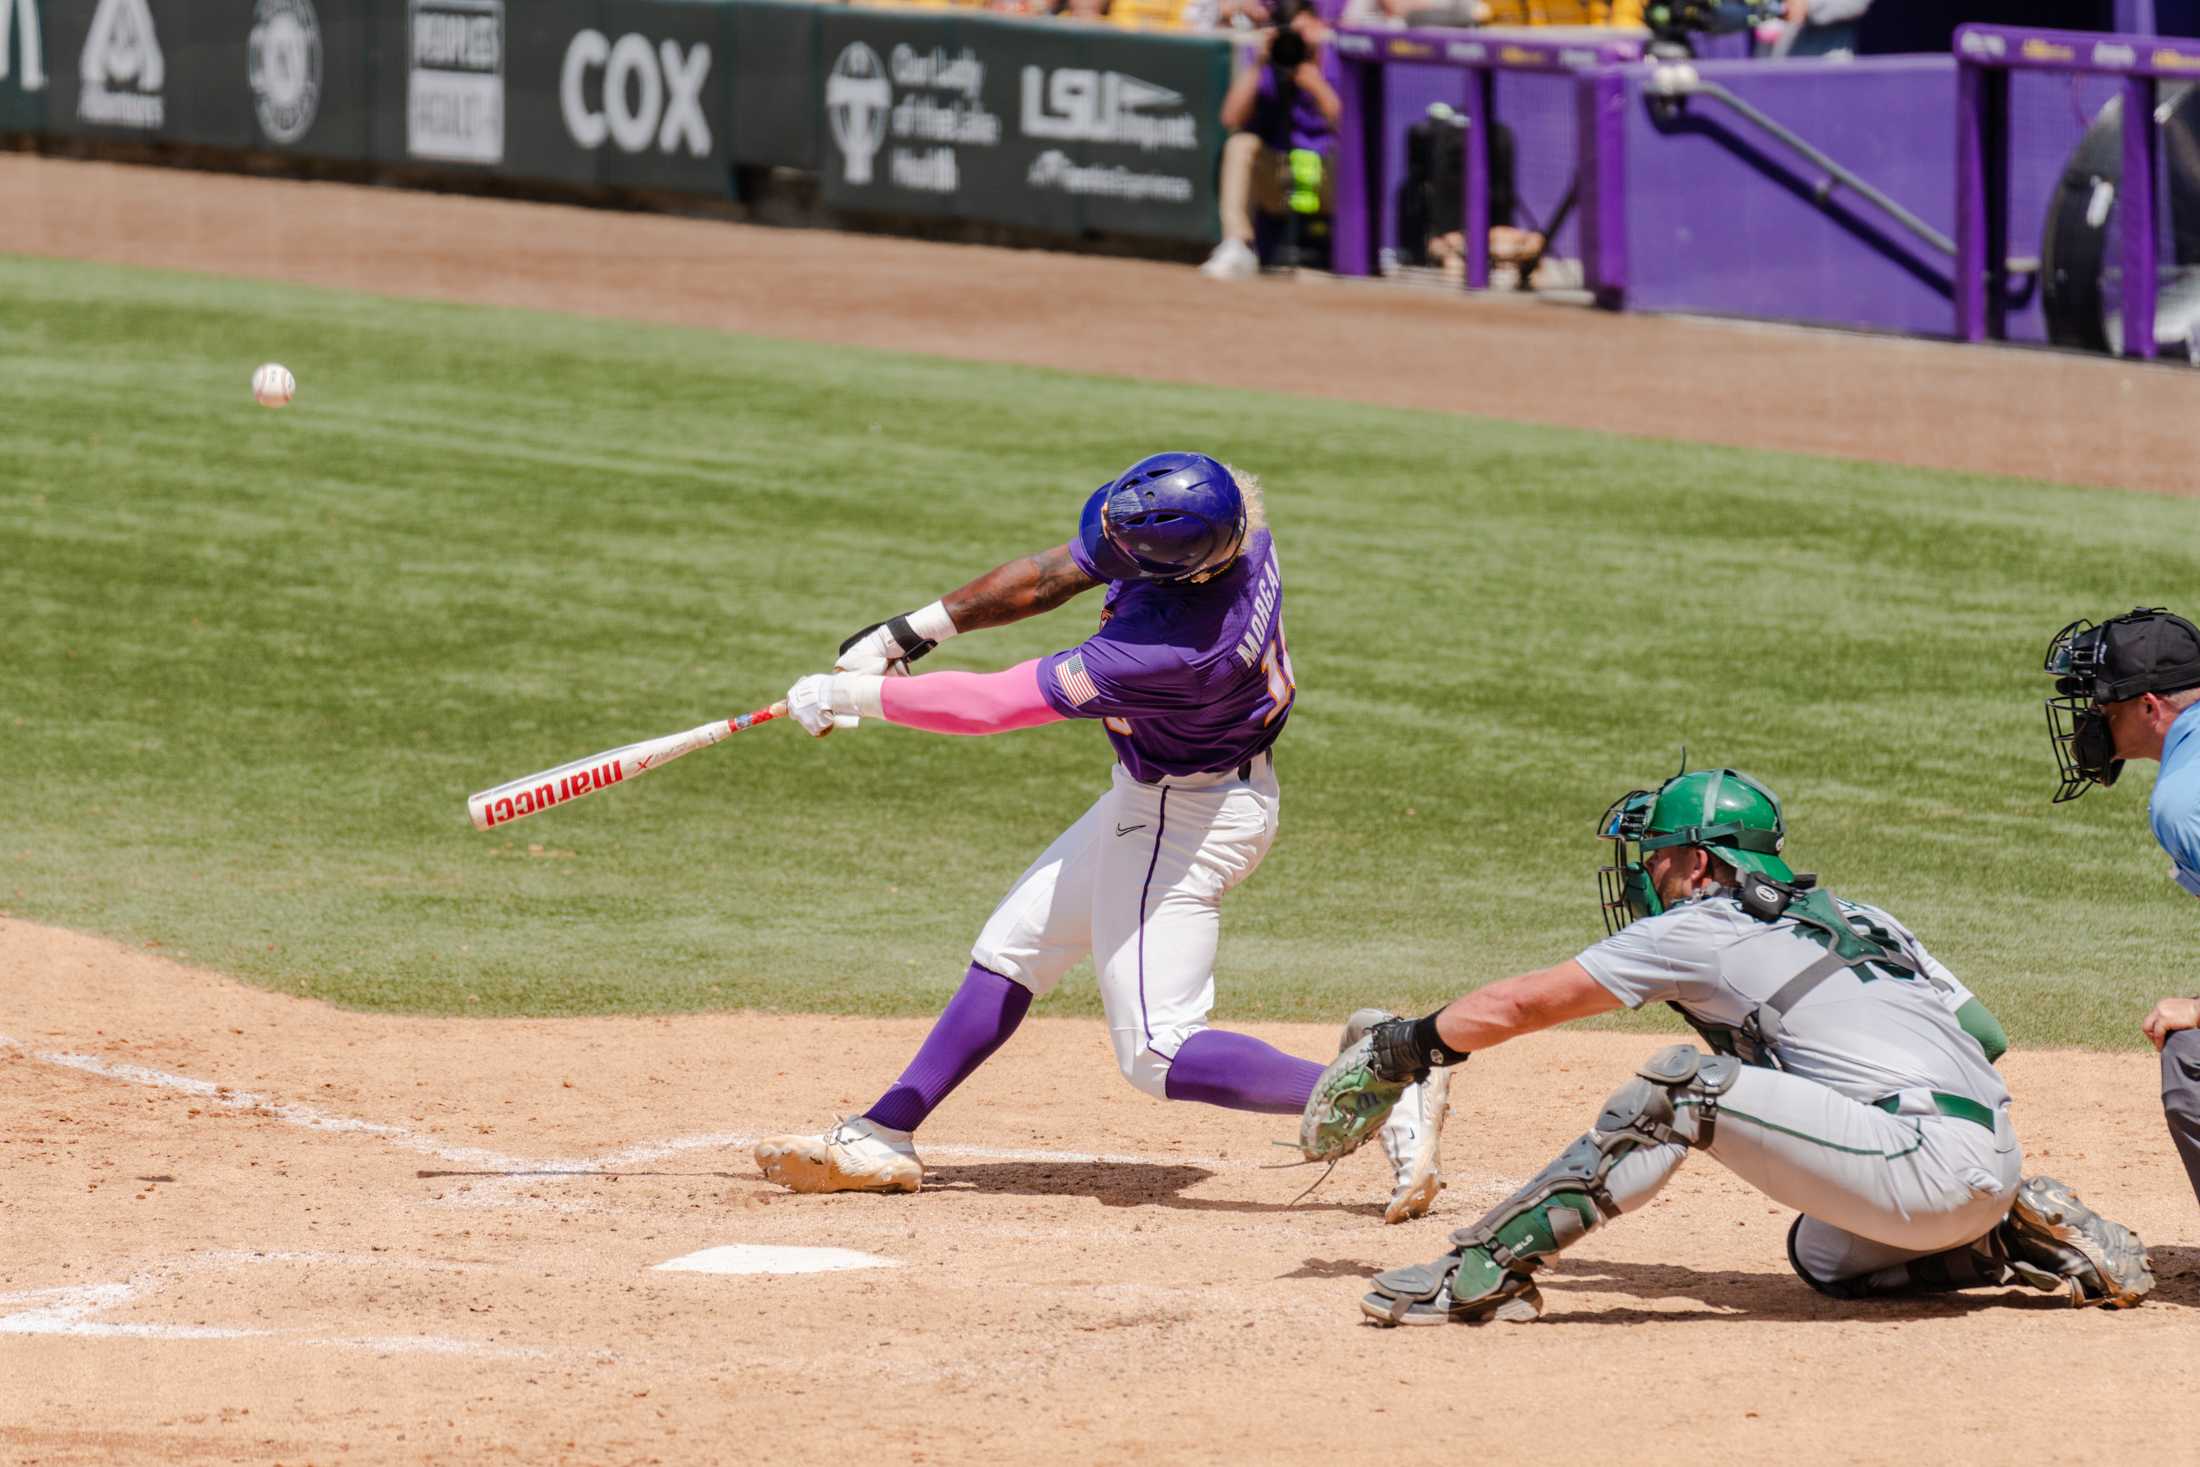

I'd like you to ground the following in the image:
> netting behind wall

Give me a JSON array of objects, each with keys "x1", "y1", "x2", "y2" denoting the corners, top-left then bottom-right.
[
  {"x1": 2003, "y1": 68, "x2": 2126, "y2": 339},
  {"x1": 1491, "y1": 69, "x2": 1586, "y2": 258}
]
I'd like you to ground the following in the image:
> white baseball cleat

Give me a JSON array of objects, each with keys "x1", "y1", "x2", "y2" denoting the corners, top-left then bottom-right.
[
  {"x1": 1379, "y1": 1068, "x2": 1451, "y2": 1224},
  {"x1": 1337, "y1": 1009, "x2": 1451, "y2": 1224},
  {"x1": 1198, "y1": 238, "x2": 1259, "y2": 280},
  {"x1": 754, "y1": 1117, "x2": 923, "y2": 1194}
]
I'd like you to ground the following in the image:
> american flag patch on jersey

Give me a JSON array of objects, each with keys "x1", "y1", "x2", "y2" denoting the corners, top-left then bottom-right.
[{"x1": 1055, "y1": 654, "x2": 1100, "y2": 708}]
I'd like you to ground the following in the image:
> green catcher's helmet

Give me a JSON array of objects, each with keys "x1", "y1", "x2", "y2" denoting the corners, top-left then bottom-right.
[{"x1": 1596, "y1": 768, "x2": 1794, "y2": 935}]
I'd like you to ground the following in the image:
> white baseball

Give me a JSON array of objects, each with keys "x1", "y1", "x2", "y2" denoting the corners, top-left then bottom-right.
[{"x1": 251, "y1": 362, "x2": 296, "y2": 409}]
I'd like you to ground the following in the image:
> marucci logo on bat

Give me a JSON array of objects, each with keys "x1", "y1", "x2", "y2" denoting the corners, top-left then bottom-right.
[{"x1": 477, "y1": 758, "x2": 624, "y2": 828}]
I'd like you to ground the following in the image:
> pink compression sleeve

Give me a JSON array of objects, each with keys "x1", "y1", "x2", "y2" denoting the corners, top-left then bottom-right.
[{"x1": 878, "y1": 659, "x2": 1066, "y2": 736}]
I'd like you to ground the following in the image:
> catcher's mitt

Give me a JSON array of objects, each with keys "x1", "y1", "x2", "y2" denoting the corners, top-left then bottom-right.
[{"x1": 1299, "y1": 1025, "x2": 1419, "y2": 1162}]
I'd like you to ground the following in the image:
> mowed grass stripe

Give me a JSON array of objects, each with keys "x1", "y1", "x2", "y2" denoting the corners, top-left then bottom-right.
[{"x1": 3, "y1": 253, "x2": 2195, "y2": 1045}]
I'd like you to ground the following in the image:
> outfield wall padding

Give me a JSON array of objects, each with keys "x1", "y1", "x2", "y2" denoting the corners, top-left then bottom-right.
[{"x1": 0, "y1": 0, "x2": 1228, "y2": 243}]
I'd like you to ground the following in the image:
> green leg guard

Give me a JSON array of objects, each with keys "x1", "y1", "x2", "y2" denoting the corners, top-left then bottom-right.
[
  {"x1": 1361, "y1": 1045, "x2": 1733, "y2": 1327},
  {"x1": 1450, "y1": 1189, "x2": 1602, "y2": 1304}
]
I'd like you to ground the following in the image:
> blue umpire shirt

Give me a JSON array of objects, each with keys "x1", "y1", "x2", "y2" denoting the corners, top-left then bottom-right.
[{"x1": 2150, "y1": 703, "x2": 2200, "y2": 897}]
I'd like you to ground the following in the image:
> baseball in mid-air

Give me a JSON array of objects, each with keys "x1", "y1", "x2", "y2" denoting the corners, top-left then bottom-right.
[{"x1": 251, "y1": 362, "x2": 295, "y2": 408}]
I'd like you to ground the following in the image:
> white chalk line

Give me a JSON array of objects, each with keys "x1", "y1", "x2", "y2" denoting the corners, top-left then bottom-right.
[
  {"x1": 2, "y1": 1033, "x2": 526, "y2": 1169},
  {"x1": 0, "y1": 1251, "x2": 546, "y2": 1357},
  {"x1": 540, "y1": 1128, "x2": 1263, "y2": 1173},
  {"x1": 4, "y1": 1030, "x2": 1520, "y2": 1213},
  {"x1": 3, "y1": 1031, "x2": 1286, "y2": 1178}
]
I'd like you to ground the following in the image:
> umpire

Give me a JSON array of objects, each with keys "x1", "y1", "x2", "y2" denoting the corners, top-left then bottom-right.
[{"x1": 2042, "y1": 606, "x2": 2200, "y2": 1207}]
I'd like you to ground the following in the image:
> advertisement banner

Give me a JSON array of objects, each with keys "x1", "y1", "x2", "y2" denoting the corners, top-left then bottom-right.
[
  {"x1": 816, "y1": 10, "x2": 975, "y2": 219},
  {"x1": 816, "y1": 9, "x2": 1226, "y2": 242},
  {"x1": 28, "y1": 0, "x2": 362, "y2": 151},
  {"x1": 41, "y1": 0, "x2": 177, "y2": 140},
  {"x1": 543, "y1": 0, "x2": 726, "y2": 192},
  {"x1": 368, "y1": 0, "x2": 728, "y2": 192},
  {"x1": 245, "y1": 0, "x2": 371, "y2": 159},
  {"x1": 370, "y1": 0, "x2": 507, "y2": 168},
  {"x1": 973, "y1": 14, "x2": 1224, "y2": 242},
  {"x1": 0, "y1": 0, "x2": 50, "y2": 133}
]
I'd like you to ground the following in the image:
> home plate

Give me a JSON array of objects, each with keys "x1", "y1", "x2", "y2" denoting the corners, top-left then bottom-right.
[{"x1": 651, "y1": 1245, "x2": 901, "y2": 1276}]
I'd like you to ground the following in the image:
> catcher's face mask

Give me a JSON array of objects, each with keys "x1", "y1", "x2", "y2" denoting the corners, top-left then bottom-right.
[
  {"x1": 2043, "y1": 618, "x2": 2126, "y2": 803},
  {"x1": 1596, "y1": 788, "x2": 1660, "y2": 936}
]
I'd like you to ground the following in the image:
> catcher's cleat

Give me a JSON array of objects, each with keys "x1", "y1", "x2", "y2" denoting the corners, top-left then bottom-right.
[
  {"x1": 1998, "y1": 1175, "x2": 2154, "y2": 1308},
  {"x1": 1359, "y1": 1246, "x2": 1544, "y2": 1327},
  {"x1": 754, "y1": 1117, "x2": 923, "y2": 1195},
  {"x1": 1337, "y1": 1010, "x2": 1453, "y2": 1224}
]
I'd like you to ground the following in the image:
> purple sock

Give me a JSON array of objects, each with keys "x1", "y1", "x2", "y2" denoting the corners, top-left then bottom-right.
[
  {"x1": 1162, "y1": 1029, "x2": 1324, "y2": 1115},
  {"x1": 863, "y1": 963, "x2": 1032, "y2": 1134}
]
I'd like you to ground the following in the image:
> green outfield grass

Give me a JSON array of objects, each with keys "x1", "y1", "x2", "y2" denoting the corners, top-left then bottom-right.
[{"x1": 4, "y1": 253, "x2": 2196, "y2": 1046}]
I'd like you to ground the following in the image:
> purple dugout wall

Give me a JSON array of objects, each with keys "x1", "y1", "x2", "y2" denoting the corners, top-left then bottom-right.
[
  {"x1": 1338, "y1": 34, "x2": 2163, "y2": 347},
  {"x1": 1590, "y1": 58, "x2": 1963, "y2": 336}
]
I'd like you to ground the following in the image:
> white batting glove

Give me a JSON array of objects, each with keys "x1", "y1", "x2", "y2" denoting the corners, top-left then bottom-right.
[
  {"x1": 785, "y1": 673, "x2": 885, "y2": 738},
  {"x1": 835, "y1": 623, "x2": 907, "y2": 678},
  {"x1": 834, "y1": 602, "x2": 960, "y2": 677},
  {"x1": 786, "y1": 674, "x2": 841, "y2": 737}
]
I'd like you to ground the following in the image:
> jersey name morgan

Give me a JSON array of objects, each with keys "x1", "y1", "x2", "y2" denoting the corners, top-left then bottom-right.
[
  {"x1": 1038, "y1": 530, "x2": 1294, "y2": 782},
  {"x1": 1577, "y1": 893, "x2": 2010, "y2": 1111}
]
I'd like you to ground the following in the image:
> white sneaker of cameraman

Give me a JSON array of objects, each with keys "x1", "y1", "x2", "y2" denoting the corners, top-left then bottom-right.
[
  {"x1": 1199, "y1": 238, "x2": 1259, "y2": 280},
  {"x1": 1337, "y1": 1008, "x2": 1452, "y2": 1223},
  {"x1": 754, "y1": 1116, "x2": 923, "y2": 1194}
]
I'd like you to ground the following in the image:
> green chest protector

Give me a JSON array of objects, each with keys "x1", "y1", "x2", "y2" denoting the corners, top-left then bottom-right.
[{"x1": 1668, "y1": 875, "x2": 1926, "y2": 1069}]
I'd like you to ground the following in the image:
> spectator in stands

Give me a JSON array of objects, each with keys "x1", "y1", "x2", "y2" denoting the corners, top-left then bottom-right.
[
  {"x1": 1770, "y1": 0, "x2": 1870, "y2": 57},
  {"x1": 1186, "y1": 0, "x2": 1273, "y2": 29},
  {"x1": 1199, "y1": 0, "x2": 1343, "y2": 279}
]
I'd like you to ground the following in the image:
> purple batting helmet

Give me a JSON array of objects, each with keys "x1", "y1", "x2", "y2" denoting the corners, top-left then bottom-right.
[{"x1": 1076, "y1": 452, "x2": 1247, "y2": 584}]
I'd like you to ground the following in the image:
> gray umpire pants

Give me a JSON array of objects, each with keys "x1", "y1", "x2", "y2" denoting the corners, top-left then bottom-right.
[{"x1": 2165, "y1": 1030, "x2": 2200, "y2": 1209}]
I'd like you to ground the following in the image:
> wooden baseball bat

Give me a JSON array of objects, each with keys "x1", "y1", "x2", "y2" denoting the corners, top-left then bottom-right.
[{"x1": 467, "y1": 702, "x2": 788, "y2": 832}]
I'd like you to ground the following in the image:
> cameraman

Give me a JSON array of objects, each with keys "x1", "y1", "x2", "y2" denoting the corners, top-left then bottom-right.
[{"x1": 1199, "y1": 0, "x2": 1343, "y2": 280}]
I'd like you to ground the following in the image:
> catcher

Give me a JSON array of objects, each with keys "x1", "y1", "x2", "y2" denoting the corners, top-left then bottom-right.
[{"x1": 1305, "y1": 767, "x2": 2155, "y2": 1325}]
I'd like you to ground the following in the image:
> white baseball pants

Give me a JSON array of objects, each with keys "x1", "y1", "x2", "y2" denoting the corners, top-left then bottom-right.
[{"x1": 972, "y1": 758, "x2": 1280, "y2": 1098}]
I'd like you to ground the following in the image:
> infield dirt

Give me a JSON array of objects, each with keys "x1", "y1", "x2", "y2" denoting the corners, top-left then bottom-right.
[
  {"x1": 4, "y1": 920, "x2": 2196, "y2": 1467},
  {"x1": 5, "y1": 155, "x2": 2198, "y2": 1466}
]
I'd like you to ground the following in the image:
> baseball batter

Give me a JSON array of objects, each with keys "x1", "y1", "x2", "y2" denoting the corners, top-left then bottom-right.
[
  {"x1": 1304, "y1": 767, "x2": 2155, "y2": 1324},
  {"x1": 752, "y1": 452, "x2": 1449, "y2": 1222}
]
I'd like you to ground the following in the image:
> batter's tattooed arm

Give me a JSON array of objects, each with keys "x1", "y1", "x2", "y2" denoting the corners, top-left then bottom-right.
[{"x1": 941, "y1": 543, "x2": 1100, "y2": 632}]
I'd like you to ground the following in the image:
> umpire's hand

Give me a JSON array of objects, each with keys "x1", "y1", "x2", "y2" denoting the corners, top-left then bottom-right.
[{"x1": 2142, "y1": 996, "x2": 2200, "y2": 1051}]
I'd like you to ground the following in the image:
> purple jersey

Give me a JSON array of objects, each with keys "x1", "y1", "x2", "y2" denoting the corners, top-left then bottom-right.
[
  {"x1": 1037, "y1": 530, "x2": 1294, "y2": 782},
  {"x1": 1252, "y1": 46, "x2": 1342, "y2": 154}
]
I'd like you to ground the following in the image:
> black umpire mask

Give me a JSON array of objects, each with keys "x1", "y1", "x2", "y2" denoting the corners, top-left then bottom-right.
[{"x1": 2042, "y1": 607, "x2": 2200, "y2": 803}]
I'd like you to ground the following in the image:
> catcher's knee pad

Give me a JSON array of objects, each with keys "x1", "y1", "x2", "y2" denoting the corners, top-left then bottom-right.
[
  {"x1": 1599, "y1": 1044, "x2": 1740, "y2": 1149},
  {"x1": 1446, "y1": 1046, "x2": 1738, "y2": 1276}
]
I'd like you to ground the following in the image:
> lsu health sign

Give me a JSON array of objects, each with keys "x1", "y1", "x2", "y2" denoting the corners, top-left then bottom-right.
[{"x1": 818, "y1": 9, "x2": 1226, "y2": 242}]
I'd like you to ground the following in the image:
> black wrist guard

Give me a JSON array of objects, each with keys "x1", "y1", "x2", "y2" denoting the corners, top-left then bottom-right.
[
  {"x1": 1366, "y1": 1019, "x2": 1423, "y2": 1083},
  {"x1": 1368, "y1": 1017, "x2": 1451, "y2": 1084},
  {"x1": 839, "y1": 614, "x2": 937, "y2": 667},
  {"x1": 1402, "y1": 1012, "x2": 1471, "y2": 1075}
]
